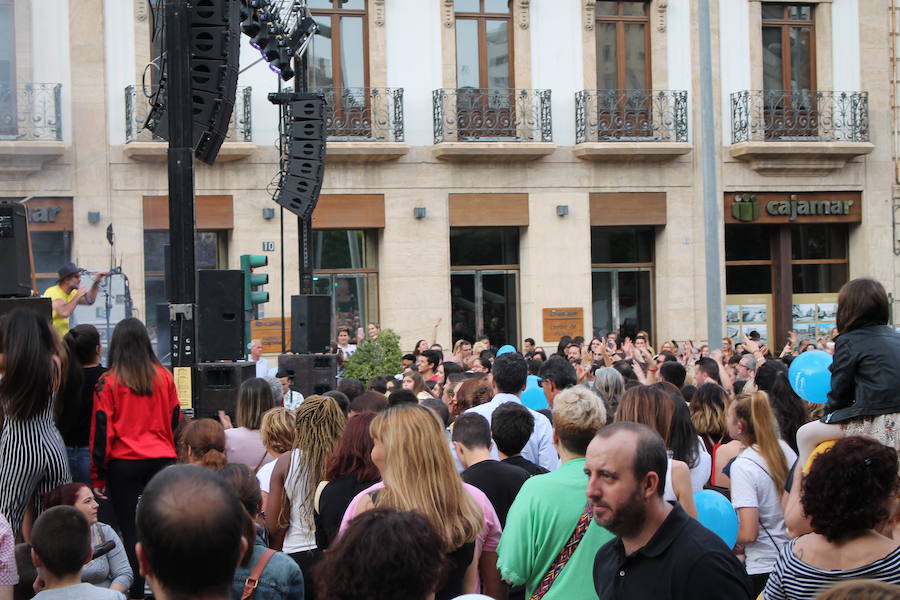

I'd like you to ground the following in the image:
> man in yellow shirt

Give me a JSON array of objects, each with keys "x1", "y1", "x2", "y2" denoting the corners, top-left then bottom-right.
[{"x1": 43, "y1": 262, "x2": 106, "y2": 338}]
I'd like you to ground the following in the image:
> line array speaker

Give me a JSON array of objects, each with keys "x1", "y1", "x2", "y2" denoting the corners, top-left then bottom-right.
[
  {"x1": 145, "y1": 0, "x2": 241, "y2": 165},
  {"x1": 0, "y1": 203, "x2": 32, "y2": 298},
  {"x1": 274, "y1": 94, "x2": 327, "y2": 218},
  {"x1": 194, "y1": 361, "x2": 256, "y2": 421},
  {"x1": 197, "y1": 269, "x2": 245, "y2": 362}
]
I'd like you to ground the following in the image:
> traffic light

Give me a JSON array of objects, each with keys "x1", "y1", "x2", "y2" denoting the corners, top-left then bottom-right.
[{"x1": 240, "y1": 254, "x2": 269, "y2": 314}]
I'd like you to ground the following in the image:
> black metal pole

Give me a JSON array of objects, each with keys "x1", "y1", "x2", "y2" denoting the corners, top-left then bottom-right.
[{"x1": 165, "y1": 0, "x2": 197, "y2": 394}]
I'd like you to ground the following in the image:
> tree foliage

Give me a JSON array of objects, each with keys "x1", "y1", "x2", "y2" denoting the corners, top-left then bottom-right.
[{"x1": 342, "y1": 328, "x2": 404, "y2": 382}]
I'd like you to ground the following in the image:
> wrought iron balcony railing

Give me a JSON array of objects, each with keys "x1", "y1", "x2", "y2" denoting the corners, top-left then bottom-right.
[
  {"x1": 0, "y1": 83, "x2": 62, "y2": 141},
  {"x1": 433, "y1": 88, "x2": 552, "y2": 143},
  {"x1": 125, "y1": 85, "x2": 252, "y2": 143},
  {"x1": 315, "y1": 87, "x2": 404, "y2": 142},
  {"x1": 575, "y1": 89, "x2": 687, "y2": 143},
  {"x1": 731, "y1": 90, "x2": 869, "y2": 143}
]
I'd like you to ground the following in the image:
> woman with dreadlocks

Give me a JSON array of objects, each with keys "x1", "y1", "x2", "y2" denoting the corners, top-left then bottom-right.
[{"x1": 266, "y1": 395, "x2": 345, "y2": 600}]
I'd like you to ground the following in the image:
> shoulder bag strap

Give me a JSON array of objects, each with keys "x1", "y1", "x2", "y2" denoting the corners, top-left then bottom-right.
[
  {"x1": 528, "y1": 503, "x2": 592, "y2": 600},
  {"x1": 252, "y1": 450, "x2": 268, "y2": 475},
  {"x1": 241, "y1": 548, "x2": 277, "y2": 600}
]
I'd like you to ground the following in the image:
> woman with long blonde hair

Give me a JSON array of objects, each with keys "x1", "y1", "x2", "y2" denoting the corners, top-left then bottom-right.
[
  {"x1": 340, "y1": 404, "x2": 501, "y2": 600},
  {"x1": 727, "y1": 391, "x2": 797, "y2": 596},
  {"x1": 267, "y1": 395, "x2": 345, "y2": 600}
]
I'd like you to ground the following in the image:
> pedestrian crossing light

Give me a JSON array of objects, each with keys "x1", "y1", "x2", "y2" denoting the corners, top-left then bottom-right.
[{"x1": 240, "y1": 254, "x2": 269, "y2": 313}]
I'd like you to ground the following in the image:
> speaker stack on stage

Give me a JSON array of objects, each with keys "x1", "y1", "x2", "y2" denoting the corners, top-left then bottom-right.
[
  {"x1": 196, "y1": 269, "x2": 245, "y2": 363},
  {"x1": 145, "y1": 0, "x2": 241, "y2": 165},
  {"x1": 0, "y1": 202, "x2": 51, "y2": 318},
  {"x1": 277, "y1": 353, "x2": 338, "y2": 398},
  {"x1": 290, "y1": 294, "x2": 332, "y2": 354},
  {"x1": 194, "y1": 361, "x2": 256, "y2": 421}
]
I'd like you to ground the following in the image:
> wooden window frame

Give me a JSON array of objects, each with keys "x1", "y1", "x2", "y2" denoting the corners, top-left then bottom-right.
[
  {"x1": 309, "y1": 1, "x2": 370, "y2": 91},
  {"x1": 595, "y1": 1, "x2": 652, "y2": 90},
  {"x1": 454, "y1": 0, "x2": 515, "y2": 89},
  {"x1": 761, "y1": 4, "x2": 816, "y2": 92}
]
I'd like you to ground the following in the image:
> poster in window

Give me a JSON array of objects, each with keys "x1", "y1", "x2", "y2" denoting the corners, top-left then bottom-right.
[
  {"x1": 817, "y1": 322, "x2": 836, "y2": 338},
  {"x1": 726, "y1": 305, "x2": 741, "y2": 323},
  {"x1": 792, "y1": 304, "x2": 816, "y2": 322},
  {"x1": 744, "y1": 324, "x2": 767, "y2": 342},
  {"x1": 727, "y1": 325, "x2": 740, "y2": 340},
  {"x1": 793, "y1": 323, "x2": 817, "y2": 341},
  {"x1": 817, "y1": 303, "x2": 837, "y2": 320},
  {"x1": 741, "y1": 305, "x2": 767, "y2": 323}
]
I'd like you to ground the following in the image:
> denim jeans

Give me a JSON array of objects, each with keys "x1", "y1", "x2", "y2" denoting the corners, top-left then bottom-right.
[{"x1": 66, "y1": 445, "x2": 91, "y2": 485}]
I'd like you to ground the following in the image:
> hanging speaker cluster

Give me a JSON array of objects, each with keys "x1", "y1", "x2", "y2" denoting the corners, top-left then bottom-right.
[
  {"x1": 240, "y1": 0, "x2": 317, "y2": 81},
  {"x1": 270, "y1": 92, "x2": 327, "y2": 219},
  {"x1": 145, "y1": 0, "x2": 241, "y2": 165}
]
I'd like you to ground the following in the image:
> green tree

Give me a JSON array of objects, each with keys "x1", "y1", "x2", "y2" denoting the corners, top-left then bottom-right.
[{"x1": 342, "y1": 328, "x2": 404, "y2": 382}]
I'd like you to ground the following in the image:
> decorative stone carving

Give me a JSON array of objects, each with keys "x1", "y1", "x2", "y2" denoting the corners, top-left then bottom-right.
[
  {"x1": 135, "y1": 0, "x2": 147, "y2": 22},
  {"x1": 372, "y1": 0, "x2": 385, "y2": 27},
  {"x1": 443, "y1": 0, "x2": 454, "y2": 28},
  {"x1": 584, "y1": 0, "x2": 596, "y2": 31},
  {"x1": 657, "y1": 0, "x2": 667, "y2": 33},
  {"x1": 518, "y1": 0, "x2": 530, "y2": 29}
]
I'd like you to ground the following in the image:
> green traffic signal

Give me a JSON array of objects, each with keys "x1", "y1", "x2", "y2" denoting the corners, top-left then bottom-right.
[{"x1": 240, "y1": 254, "x2": 270, "y2": 311}]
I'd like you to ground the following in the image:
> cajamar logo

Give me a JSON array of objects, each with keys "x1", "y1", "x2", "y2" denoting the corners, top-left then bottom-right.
[{"x1": 732, "y1": 194, "x2": 759, "y2": 222}]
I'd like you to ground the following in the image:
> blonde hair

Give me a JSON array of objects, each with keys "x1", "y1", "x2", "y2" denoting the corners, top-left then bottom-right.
[
  {"x1": 732, "y1": 391, "x2": 789, "y2": 492},
  {"x1": 370, "y1": 404, "x2": 483, "y2": 552},
  {"x1": 260, "y1": 407, "x2": 295, "y2": 454},
  {"x1": 552, "y1": 386, "x2": 606, "y2": 455},
  {"x1": 282, "y1": 396, "x2": 346, "y2": 529}
]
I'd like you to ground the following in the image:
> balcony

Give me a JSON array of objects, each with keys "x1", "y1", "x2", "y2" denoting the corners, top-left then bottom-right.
[
  {"x1": 729, "y1": 90, "x2": 873, "y2": 176},
  {"x1": 432, "y1": 88, "x2": 555, "y2": 161},
  {"x1": 317, "y1": 87, "x2": 409, "y2": 162},
  {"x1": 574, "y1": 89, "x2": 691, "y2": 161},
  {"x1": 123, "y1": 85, "x2": 255, "y2": 162},
  {"x1": 0, "y1": 83, "x2": 65, "y2": 175}
]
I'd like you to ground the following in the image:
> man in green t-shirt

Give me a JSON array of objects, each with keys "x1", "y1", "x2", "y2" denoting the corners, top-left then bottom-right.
[
  {"x1": 43, "y1": 263, "x2": 105, "y2": 338},
  {"x1": 497, "y1": 386, "x2": 612, "y2": 599}
]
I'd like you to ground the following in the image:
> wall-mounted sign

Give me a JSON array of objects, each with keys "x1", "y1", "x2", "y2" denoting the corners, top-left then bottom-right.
[
  {"x1": 725, "y1": 192, "x2": 861, "y2": 224},
  {"x1": 262, "y1": 241, "x2": 275, "y2": 252},
  {"x1": 542, "y1": 307, "x2": 584, "y2": 343},
  {"x1": 28, "y1": 206, "x2": 62, "y2": 223},
  {"x1": 251, "y1": 317, "x2": 290, "y2": 354}
]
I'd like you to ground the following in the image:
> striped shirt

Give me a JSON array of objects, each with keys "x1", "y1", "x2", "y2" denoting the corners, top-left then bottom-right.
[{"x1": 764, "y1": 538, "x2": 900, "y2": 600}]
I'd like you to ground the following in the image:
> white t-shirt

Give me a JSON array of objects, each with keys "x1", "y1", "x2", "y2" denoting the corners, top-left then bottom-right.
[
  {"x1": 256, "y1": 458, "x2": 277, "y2": 494},
  {"x1": 689, "y1": 436, "x2": 712, "y2": 492},
  {"x1": 283, "y1": 449, "x2": 316, "y2": 554},
  {"x1": 339, "y1": 344, "x2": 357, "y2": 359},
  {"x1": 730, "y1": 440, "x2": 797, "y2": 575}
]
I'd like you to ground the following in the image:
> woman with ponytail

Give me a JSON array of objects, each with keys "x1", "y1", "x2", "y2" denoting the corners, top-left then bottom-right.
[
  {"x1": 267, "y1": 395, "x2": 346, "y2": 600},
  {"x1": 180, "y1": 418, "x2": 228, "y2": 471},
  {"x1": 727, "y1": 391, "x2": 797, "y2": 596}
]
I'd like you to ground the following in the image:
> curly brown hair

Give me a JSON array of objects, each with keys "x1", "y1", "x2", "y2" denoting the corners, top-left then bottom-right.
[{"x1": 801, "y1": 436, "x2": 899, "y2": 543}]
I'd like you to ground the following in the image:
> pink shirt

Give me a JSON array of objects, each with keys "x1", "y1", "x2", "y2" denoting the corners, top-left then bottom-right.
[
  {"x1": 0, "y1": 512, "x2": 17, "y2": 586},
  {"x1": 224, "y1": 427, "x2": 274, "y2": 470},
  {"x1": 339, "y1": 481, "x2": 502, "y2": 553}
]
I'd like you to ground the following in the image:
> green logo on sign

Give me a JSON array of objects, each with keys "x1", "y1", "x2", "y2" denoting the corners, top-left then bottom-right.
[{"x1": 732, "y1": 194, "x2": 759, "y2": 222}]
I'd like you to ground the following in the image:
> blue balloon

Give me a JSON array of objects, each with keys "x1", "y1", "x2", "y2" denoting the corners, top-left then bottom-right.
[
  {"x1": 496, "y1": 344, "x2": 516, "y2": 356},
  {"x1": 788, "y1": 349, "x2": 833, "y2": 404},
  {"x1": 693, "y1": 490, "x2": 738, "y2": 549}
]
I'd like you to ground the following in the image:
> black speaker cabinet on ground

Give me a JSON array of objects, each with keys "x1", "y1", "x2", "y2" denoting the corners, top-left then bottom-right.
[
  {"x1": 197, "y1": 269, "x2": 244, "y2": 362},
  {"x1": 291, "y1": 294, "x2": 332, "y2": 354},
  {"x1": 0, "y1": 297, "x2": 51, "y2": 321},
  {"x1": 194, "y1": 361, "x2": 255, "y2": 420},
  {"x1": 0, "y1": 202, "x2": 33, "y2": 297},
  {"x1": 278, "y1": 354, "x2": 338, "y2": 398}
]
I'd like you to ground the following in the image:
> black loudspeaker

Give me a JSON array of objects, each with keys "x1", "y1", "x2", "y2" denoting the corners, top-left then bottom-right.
[
  {"x1": 0, "y1": 297, "x2": 51, "y2": 320},
  {"x1": 275, "y1": 94, "x2": 326, "y2": 218},
  {"x1": 197, "y1": 270, "x2": 244, "y2": 362},
  {"x1": 278, "y1": 354, "x2": 338, "y2": 398},
  {"x1": 194, "y1": 361, "x2": 256, "y2": 420},
  {"x1": 291, "y1": 295, "x2": 332, "y2": 354},
  {"x1": 145, "y1": 0, "x2": 241, "y2": 165},
  {"x1": 0, "y1": 203, "x2": 32, "y2": 297}
]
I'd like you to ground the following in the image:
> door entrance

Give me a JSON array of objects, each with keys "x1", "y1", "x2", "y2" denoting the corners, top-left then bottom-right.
[
  {"x1": 451, "y1": 270, "x2": 518, "y2": 348},
  {"x1": 591, "y1": 268, "x2": 653, "y2": 341}
]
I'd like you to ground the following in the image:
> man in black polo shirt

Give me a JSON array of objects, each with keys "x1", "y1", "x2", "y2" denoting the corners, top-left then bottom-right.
[{"x1": 585, "y1": 422, "x2": 751, "y2": 600}]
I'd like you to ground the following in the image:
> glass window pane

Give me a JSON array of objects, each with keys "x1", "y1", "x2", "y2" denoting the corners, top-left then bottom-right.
[
  {"x1": 787, "y1": 5, "x2": 812, "y2": 20},
  {"x1": 196, "y1": 231, "x2": 219, "y2": 270},
  {"x1": 314, "y1": 230, "x2": 367, "y2": 269},
  {"x1": 340, "y1": 16, "x2": 365, "y2": 88},
  {"x1": 0, "y1": 4, "x2": 13, "y2": 88},
  {"x1": 622, "y1": 2, "x2": 647, "y2": 17},
  {"x1": 485, "y1": 20, "x2": 510, "y2": 90},
  {"x1": 591, "y1": 227, "x2": 654, "y2": 264},
  {"x1": 450, "y1": 228, "x2": 519, "y2": 266},
  {"x1": 337, "y1": 0, "x2": 365, "y2": 9},
  {"x1": 596, "y1": 1, "x2": 619, "y2": 16},
  {"x1": 789, "y1": 27, "x2": 812, "y2": 91},
  {"x1": 617, "y1": 270, "x2": 652, "y2": 341},
  {"x1": 36, "y1": 277, "x2": 56, "y2": 296},
  {"x1": 623, "y1": 23, "x2": 647, "y2": 90},
  {"x1": 596, "y1": 22, "x2": 619, "y2": 90},
  {"x1": 331, "y1": 273, "x2": 377, "y2": 335},
  {"x1": 726, "y1": 265, "x2": 772, "y2": 294},
  {"x1": 725, "y1": 224, "x2": 771, "y2": 261},
  {"x1": 792, "y1": 263, "x2": 848, "y2": 294},
  {"x1": 143, "y1": 230, "x2": 168, "y2": 273},
  {"x1": 484, "y1": 0, "x2": 510, "y2": 13},
  {"x1": 310, "y1": 16, "x2": 334, "y2": 88},
  {"x1": 144, "y1": 277, "x2": 166, "y2": 331},
  {"x1": 451, "y1": 274, "x2": 477, "y2": 345},
  {"x1": 454, "y1": 0, "x2": 479, "y2": 12},
  {"x1": 791, "y1": 224, "x2": 848, "y2": 260},
  {"x1": 31, "y1": 231, "x2": 69, "y2": 275},
  {"x1": 763, "y1": 26, "x2": 784, "y2": 91},
  {"x1": 456, "y1": 19, "x2": 480, "y2": 88},
  {"x1": 762, "y1": 5, "x2": 784, "y2": 20},
  {"x1": 592, "y1": 271, "x2": 614, "y2": 338},
  {"x1": 308, "y1": 0, "x2": 333, "y2": 9},
  {"x1": 482, "y1": 273, "x2": 517, "y2": 347}
]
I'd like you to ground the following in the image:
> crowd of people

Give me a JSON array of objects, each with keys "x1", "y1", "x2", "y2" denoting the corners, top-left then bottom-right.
[{"x1": 0, "y1": 276, "x2": 899, "y2": 600}]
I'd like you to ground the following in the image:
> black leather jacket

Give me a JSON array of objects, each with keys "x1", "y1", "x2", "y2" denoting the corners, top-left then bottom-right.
[{"x1": 824, "y1": 324, "x2": 900, "y2": 423}]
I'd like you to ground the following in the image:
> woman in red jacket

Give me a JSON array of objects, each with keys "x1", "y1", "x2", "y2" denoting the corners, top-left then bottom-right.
[{"x1": 90, "y1": 317, "x2": 180, "y2": 599}]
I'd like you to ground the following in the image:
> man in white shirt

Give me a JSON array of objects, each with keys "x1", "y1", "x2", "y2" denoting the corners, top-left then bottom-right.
[
  {"x1": 276, "y1": 369, "x2": 304, "y2": 410},
  {"x1": 248, "y1": 339, "x2": 270, "y2": 378},
  {"x1": 464, "y1": 352, "x2": 559, "y2": 471}
]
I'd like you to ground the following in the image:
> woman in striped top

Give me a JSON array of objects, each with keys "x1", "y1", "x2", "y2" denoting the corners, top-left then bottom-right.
[{"x1": 764, "y1": 436, "x2": 899, "y2": 600}]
